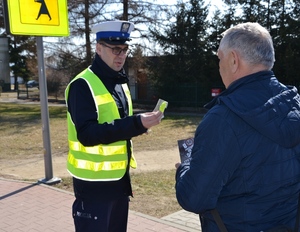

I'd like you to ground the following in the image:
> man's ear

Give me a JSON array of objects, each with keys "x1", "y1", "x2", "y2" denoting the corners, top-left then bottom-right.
[
  {"x1": 96, "y1": 43, "x2": 101, "y2": 54},
  {"x1": 230, "y1": 50, "x2": 239, "y2": 73}
]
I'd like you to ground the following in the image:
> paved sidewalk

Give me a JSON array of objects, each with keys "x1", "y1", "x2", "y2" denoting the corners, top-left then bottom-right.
[
  {"x1": 162, "y1": 210, "x2": 200, "y2": 230},
  {"x1": 0, "y1": 178, "x2": 201, "y2": 232}
]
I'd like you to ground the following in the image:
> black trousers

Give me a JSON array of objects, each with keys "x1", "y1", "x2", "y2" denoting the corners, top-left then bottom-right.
[{"x1": 72, "y1": 196, "x2": 129, "y2": 232}]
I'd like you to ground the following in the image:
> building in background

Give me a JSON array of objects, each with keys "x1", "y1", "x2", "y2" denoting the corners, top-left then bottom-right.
[{"x1": 0, "y1": 36, "x2": 11, "y2": 91}]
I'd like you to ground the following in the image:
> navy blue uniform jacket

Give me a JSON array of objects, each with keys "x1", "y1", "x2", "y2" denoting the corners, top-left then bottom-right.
[{"x1": 176, "y1": 71, "x2": 300, "y2": 231}]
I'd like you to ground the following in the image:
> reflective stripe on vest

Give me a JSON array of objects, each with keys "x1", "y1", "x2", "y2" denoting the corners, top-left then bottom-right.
[
  {"x1": 65, "y1": 68, "x2": 136, "y2": 181},
  {"x1": 68, "y1": 152, "x2": 127, "y2": 171},
  {"x1": 69, "y1": 140, "x2": 127, "y2": 155}
]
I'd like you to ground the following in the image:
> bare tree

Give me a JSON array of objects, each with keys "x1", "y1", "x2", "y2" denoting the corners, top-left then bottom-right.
[{"x1": 44, "y1": 1, "x2": 174, "y2": 79}]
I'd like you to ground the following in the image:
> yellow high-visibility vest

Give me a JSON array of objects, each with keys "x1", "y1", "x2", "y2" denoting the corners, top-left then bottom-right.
[{"x1": 65, "y1": 68, "x2": 136, "y2": 181}]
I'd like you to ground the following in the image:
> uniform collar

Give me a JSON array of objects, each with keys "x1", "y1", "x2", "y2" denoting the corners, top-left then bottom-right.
[{"x1": 90, "y1": 53, "x2": 129, "y2": 85}]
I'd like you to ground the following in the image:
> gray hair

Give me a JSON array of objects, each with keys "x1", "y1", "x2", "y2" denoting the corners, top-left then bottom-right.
[{"x1": 219, "y1": 22, "x2": 275, "y2": 69}]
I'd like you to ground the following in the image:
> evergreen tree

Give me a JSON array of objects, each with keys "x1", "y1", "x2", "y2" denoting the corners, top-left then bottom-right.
[
  {"x1": 269, "y1": 0, "x2": 300, "y2": 86},
  {"x1": 148, "y1": 0, "x2": 211, "y2": 106},
  {"x1": 9, "y1": 36, "x2": 36, "y2": 90}
]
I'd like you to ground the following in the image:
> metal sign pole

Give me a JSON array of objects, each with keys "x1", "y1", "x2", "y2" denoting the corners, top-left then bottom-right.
[{"x1": 36, "y1": 36, "x2": 61, "y2": 185}]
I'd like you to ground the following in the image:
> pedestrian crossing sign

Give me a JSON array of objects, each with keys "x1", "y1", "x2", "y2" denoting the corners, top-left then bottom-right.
[{"x1": 4, "y1": 0, "x2": 69, "y2": 36}]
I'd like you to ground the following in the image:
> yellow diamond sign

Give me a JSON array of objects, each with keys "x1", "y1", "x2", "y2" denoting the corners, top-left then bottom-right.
[{"x1": 5, "y1": 0, "x2": 69, "y2": 36}]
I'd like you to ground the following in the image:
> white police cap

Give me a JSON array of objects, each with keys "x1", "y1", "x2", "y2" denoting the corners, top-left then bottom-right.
[{"x1": 92, "y1": 20, "x2": 134, "y2": 45}]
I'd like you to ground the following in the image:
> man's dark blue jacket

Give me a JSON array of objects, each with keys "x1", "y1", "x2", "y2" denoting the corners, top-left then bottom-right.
[{"x1": 176, "y1": 71, "x2": 300, "y2": 231}]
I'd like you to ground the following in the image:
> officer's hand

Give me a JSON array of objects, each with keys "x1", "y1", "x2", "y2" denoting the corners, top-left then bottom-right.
[{"x1": 140, "y1": 111, "x2": 163, "y2": 129}]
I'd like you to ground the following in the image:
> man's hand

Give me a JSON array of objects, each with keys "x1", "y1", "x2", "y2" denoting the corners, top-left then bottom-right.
[{"x1": 140, "y1": 111, "x2": 163, "y2": 129}]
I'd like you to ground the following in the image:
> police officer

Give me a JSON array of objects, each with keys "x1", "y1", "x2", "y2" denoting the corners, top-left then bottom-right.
[{"x1": 65, "y1": 20, "x2": 163, "y2": 232}]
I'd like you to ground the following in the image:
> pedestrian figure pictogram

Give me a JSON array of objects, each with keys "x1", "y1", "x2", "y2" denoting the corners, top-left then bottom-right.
[{"x1": 35, "y1": 0, "x2": 51, "y2": 21}]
